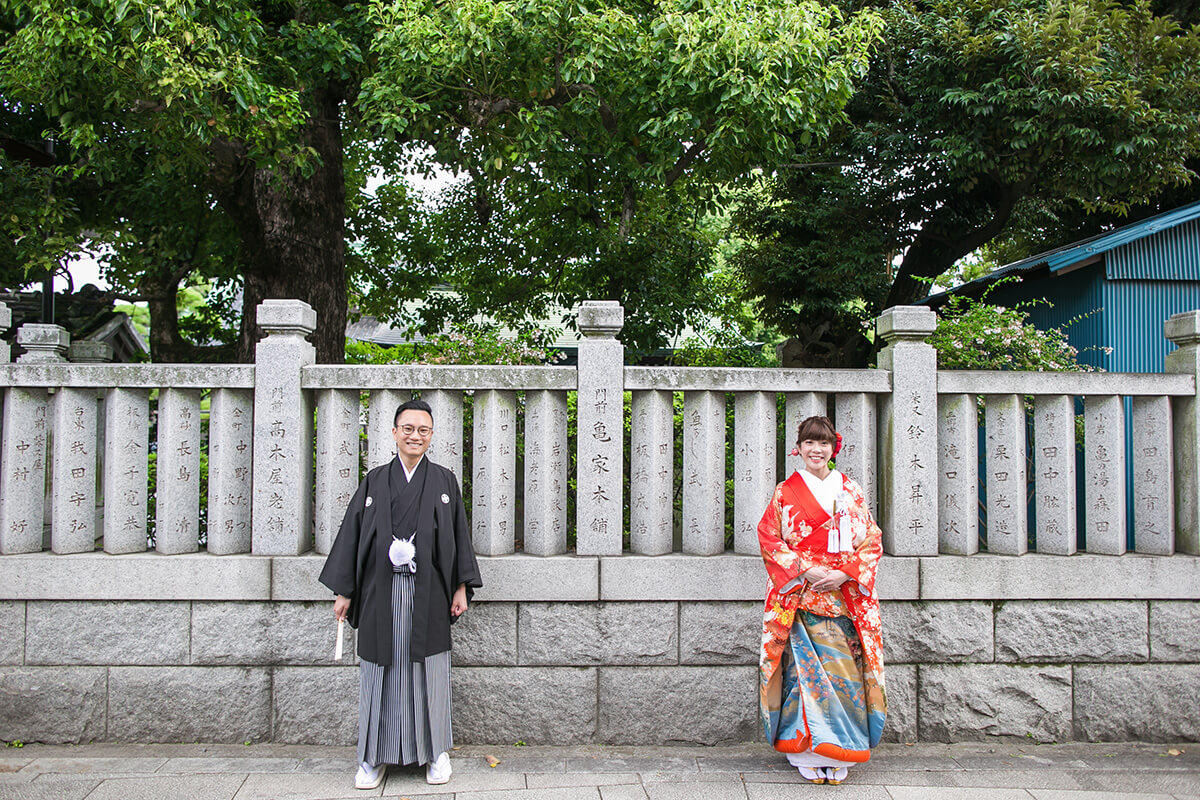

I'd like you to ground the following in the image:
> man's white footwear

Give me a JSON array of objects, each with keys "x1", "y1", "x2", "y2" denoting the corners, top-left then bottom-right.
[
  {"x1": 426, "y1": 751, "x2": 452, "y2": 785},
  {"x1": 354, "y1": 761, "x2": 385, "y2": 790}
]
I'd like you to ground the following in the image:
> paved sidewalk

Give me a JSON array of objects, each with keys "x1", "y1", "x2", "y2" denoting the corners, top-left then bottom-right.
[{"x1": 0, "y1": 742, "x2": 1197, "y2": 800}]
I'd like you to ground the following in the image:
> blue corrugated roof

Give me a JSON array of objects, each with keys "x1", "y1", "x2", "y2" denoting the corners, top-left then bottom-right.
[
  {"x1": 925, "y1": 200, "x2": 1200, "y2": 306},
  {"x1": 1002, "y1": 200, "x2": 1200, "y2": 276}
]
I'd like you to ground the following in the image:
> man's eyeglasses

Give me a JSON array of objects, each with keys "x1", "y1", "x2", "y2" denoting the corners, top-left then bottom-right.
[{"x1": 397, "y1": 424, "x2": 433, "y2": 437}]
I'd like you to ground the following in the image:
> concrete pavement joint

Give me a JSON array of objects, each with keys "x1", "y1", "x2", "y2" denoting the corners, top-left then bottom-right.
[{"x1": 0, "y1": 742, "x2": 1194, "y2": 799}]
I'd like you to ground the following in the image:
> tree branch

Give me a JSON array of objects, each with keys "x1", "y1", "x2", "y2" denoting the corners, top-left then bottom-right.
[
  {"x1": 463, "y1": 84, "x2": 618, "y2": 133},
  {"x1": 663, "y1": 140, "x2": 707, "y2": 187},
  {"x1": 885, "y1": 176, "x2": 1030, "y2": 307}
]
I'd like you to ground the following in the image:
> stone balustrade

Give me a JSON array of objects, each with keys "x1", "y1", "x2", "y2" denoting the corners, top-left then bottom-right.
[{"x1": 1, "y1": 299, "x2": 1199, "y2": 747}]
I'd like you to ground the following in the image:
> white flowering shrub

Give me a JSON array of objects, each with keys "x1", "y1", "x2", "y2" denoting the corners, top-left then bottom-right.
[{"x1": 928, "y1": 289, "x2": 1094, "y2": 372}]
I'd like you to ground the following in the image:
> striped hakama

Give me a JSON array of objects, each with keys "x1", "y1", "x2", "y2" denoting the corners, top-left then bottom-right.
[{"x1": 357, "y1": 569, "x2": 453, "y2": 767}]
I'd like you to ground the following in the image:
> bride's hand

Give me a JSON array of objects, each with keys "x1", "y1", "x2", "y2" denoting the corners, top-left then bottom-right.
[{"x1": 811, "y1": 569, "x2": 850, "y2": 593}]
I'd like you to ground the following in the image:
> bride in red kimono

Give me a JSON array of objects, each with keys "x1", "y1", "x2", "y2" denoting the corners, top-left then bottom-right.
[{"x1": 758, "y1": 415, "x2": 886, "y2": 785}]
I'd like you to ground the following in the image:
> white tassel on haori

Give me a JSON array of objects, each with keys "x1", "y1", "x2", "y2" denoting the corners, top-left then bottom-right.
[
  {"x1": 828, "y1": 491, "x2": 855, "y2": 554},
  {"x1": 389, "y1": 532, "x2": 417, "y2": 571}
]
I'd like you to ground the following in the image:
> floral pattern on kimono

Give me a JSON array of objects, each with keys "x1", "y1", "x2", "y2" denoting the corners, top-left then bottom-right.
[{"x1": 757, "y1": 470, "x2": 886, "y2": 762}]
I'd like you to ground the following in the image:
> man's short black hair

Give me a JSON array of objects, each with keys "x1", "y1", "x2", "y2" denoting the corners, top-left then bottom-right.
[{"x1": 394, "y1": 398, "x2": 434, "y2": 427}]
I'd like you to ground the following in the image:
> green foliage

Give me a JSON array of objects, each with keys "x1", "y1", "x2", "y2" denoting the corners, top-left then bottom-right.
[
  {"x1": 0, "y1": 151, "x2": 86, "y2": 288},
  {"x1": 928, "y1": 284, "x2": 1094, "y2": 372},
  {"x1": 1, "y1": 0, "x2": 311, "y2": 175},
  {"x1": 351, "y1": 0, "x2": 882, "y2": 351},
  {"x1": 2, "y1": 0, "x2": 881, "y2": 361},
  {"x1": 733, "y1": 0, "x2": 1200, "y2": 350},
  {"x1": 668, "y1": 330, "x2": 778, "y2": 368},
  {"x1": 731, "y1": 165, "x2": 892, "y2": 364},
  {"x1": 344, "y1": 326, "x2": 560, "y2": 366}
]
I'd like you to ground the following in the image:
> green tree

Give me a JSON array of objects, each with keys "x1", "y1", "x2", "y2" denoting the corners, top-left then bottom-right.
[
  {"x1": 2, "y1": 0, "x2": 880, "y2": 361},
  {"x1": 734, "y1": 0, "x2": 1200, "y2": 364},
  {"x1": 0, "y1": 130, "x2": 87, "y2": 291}
]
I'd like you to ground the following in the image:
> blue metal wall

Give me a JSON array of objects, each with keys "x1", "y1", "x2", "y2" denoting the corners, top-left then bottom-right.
[
  {"x1": 1099, "y1": 279, "x2": 1200, "y2": 373},
  {"x1": 1108, "y1": 218, "x2": 1200, "y2": 281}
]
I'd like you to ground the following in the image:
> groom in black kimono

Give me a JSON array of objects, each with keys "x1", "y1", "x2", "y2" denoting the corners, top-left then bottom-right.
[{"x1": 319, "y1": 398, "x2": 481, "y2": 789}]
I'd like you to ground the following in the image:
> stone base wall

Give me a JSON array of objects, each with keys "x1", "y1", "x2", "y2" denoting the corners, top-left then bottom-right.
[{"x1": 2, "y1": 553, "x2": 1199, "y2": 745}]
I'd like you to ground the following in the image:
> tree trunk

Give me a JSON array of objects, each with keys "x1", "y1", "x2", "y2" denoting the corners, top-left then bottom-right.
[
  {"x1": 885, "y1": 180, "x2": 1024, "y2": 309},
  {"x1": 139, "y1": 266, "x2": 235, "y2": 363},
  {"x1": 211, "y1": 87, "x2": 347, "y2": 364}
]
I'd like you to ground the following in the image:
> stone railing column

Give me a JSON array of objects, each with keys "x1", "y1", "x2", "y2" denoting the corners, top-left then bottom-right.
[
  {"x1": 17, "y1": 323, "x2": 70, "y2": 362},
  {"x1": 472, "y1": 389, "x2": 518, "y2": 555},
  {"x1": 207, "y1": 388, "x2": 254, "y2": 554},
  {"x1": 69, "y1": 341, "x2": 114, "y2": 554},
  {"x1": 0, "y1": 323, "x2": 66, "y2": 554},
  {"x1": 682, "y1": 390, "x2": 725, "y2": 554},
  {"x1": 0, "y1": 302, "x2": 9, "y2": 363},
  {"x1": 1165, "y1": 310, "x2": 1200, "y2": 555},
  {"x1": 575, "y1": 300, "x2": 624, "y2": 555},
  {"x1": 67, "y1": 341, "x2": 113, "y2": 363},
  {"x1": 252, "y1": 300, "x2": 316, "y2": 555},
  {"x1": 524, "y1": 390, "x2": 569, "y2": 555},
  {"x1": 631, "y1": 390, "x2": 673, "y2": 555},
  {"x1": 876, "y1": 306, "x2": 939, "y2": 556}
]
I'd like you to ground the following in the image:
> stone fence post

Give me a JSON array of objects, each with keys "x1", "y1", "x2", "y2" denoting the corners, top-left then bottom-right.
[
  {"x1": 876, "y1": 306, "x2": 939, "y2": 556},
  {"x1": 252, "y1": 300, "x2": 316, "y2": 555},
  {"x1": 0, "y1": 322, "x2": 68, "y2": 554},
  {"x1": 0, "y1": 302, "x2": 10, "y2": 363},
  {"x1": 16, "y1": 324, "x2": 70, "y2": 362},
  {"x1": 1166, "y1": 310, "x2": 1200, "y2": 555},
  {"x1": 575, "y1": 300, "x2": 624, "y2": 555},
  {"x1": 67, "y1": 341, "x2": 113, "y2": 363}
]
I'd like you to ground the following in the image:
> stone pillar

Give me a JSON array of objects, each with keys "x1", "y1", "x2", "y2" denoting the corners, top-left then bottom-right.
[
  {"x1": 207, "y1": 388, "x2": 254, "y2": 554},
  {"x1": 984, "y1": 394, "x2": 1027, "y2": 555},
  {"x1": 367, "y1": 389, "x2": 405, "y2": 471},
  {"x1": 938, "y1": 393, "x2": 978, "y2": 555},
  {"x1": 67, "y1": 341, "x2": 112, "y2": 528},
  {"x1": 682, "y1": 390, "x2": 725, "y2": 555},
  {"x1": 0, "y1": 305, "x2": 6, "y2": 548},
  {"x1": 16, "y1": 324, "x2": 70, "y2": 362},
  {"x1": 51, "y1": 386, "x2": 99, "y2": 553},
  {"x1": 0, "y1": 386, "x2": 49, "y2": 554},
  {"x1": 0, "y1": 323, "x2": 65, "y2": 554},
  {"x1": 103, "y1": 388, "x2": 150, "y2": 553},
  {"x1": 252, "y1": 300, "x2": 316, "y2": 556},
  {"x1": 733, "y1": 392, "x2": 776, "y2": 555},
  {"x1": 314, "y1": 389, "x2": 360, "y2": 555},
  {"x1": 1084, "y1": 395, "x2": 1126, "y2": 555},
  {"x1": 1131, "y1": 395, "x2": 1173, "y2": 555},
  {"x1": 876, "y1": 306, "x2": 939, "y2": 556},
  {"x1": 1033, "y1": 395, "x2": 1077, "y2": 555},
  {"x1": 1165, "y1": 310, "x2": 1200, "y2": 555},
  {"x1": 575, "y1": 301, "x2": 625, "y2": 555},
  {"x1": 0, "y1": 302, "x2": 9, "y2": 363},
  {"x1": 155, "y1": 388, "x2": 201, "y2": 554},
  {"x1": 472, "y1": 389, "x2": 517, "y2": 555},
  {"x1": 835, "y1": 392, "x2": 877, "y2": 515},
  {"x1": 0, "y1": 305, "x2": 8, "y2": 548},
  {"x1": 67, "y1": 341, "x2": 113, "y2": 363},
  {"x1": 524, "y1": 389, "x2": 569, "y2": 555},
  {"x1": 425, "y1": 389, "x2": 463, "y2": 483},
  {"x1": 0, "y1": 308, "x2": 48, "y2": 553},
  {"x1": 630, "y1": 390, "x2": 674, "y2": 555},
  {"x1": 784, "y1": 392, "x2": 825, "y2": 477}
]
